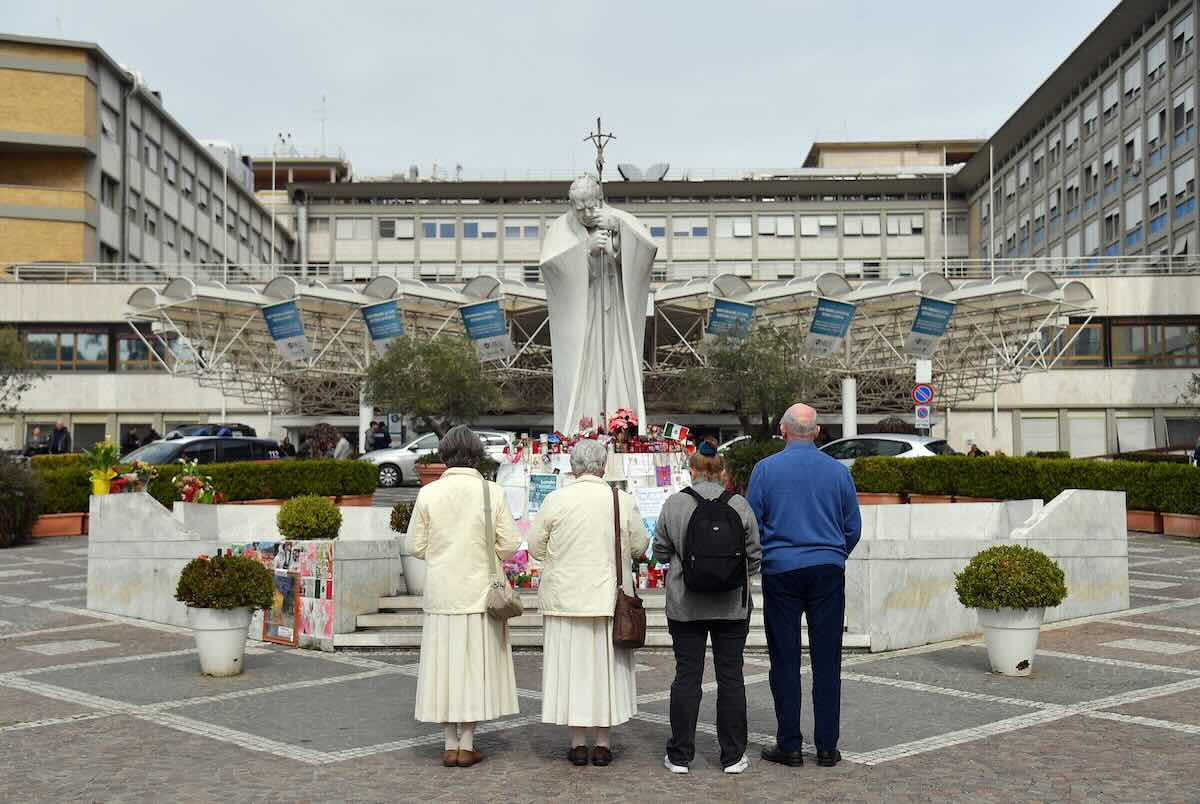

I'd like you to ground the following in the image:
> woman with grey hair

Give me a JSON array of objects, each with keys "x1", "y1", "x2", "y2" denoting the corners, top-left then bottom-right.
[
  {"x1": 527, "y1": 439, "x2": 651, "y2": 767},
  {"x1": 410, "y1": 425, "x2": 522, "y2": 768}
]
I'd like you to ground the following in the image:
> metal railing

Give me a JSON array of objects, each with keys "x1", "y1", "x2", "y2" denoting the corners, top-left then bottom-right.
[{"x1": 6, "y1": 256, "x2": 1200, "y2": 286}]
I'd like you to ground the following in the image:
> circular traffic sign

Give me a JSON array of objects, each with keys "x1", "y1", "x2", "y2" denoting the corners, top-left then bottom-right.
[
  {"x1": 915, "y1": 404, "x2": 931, "y2": 421},
  {"x1": 912, "y1": 383, "x2": 934, "y2": 404}
]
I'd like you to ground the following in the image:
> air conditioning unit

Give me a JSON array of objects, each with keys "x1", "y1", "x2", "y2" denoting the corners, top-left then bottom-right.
[{"x1": 1130, "y1": 159, "x2": 1142, "y2": 176}]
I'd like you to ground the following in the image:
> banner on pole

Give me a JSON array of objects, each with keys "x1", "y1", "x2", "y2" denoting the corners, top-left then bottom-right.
[
  {"x1": 705, "y1": 298, "x2": 755, "y2": 339},
  {"x1": 262, "y1": 300, "x2": 312, "y2": 363},
  {"x1": 904, "y1": 297, "x2": 956, "y2": 359},
  {"x1": 805, "y1": 297, "x2": 855, "y2": 357},
  {"x1": 459, "y1": 299, "x2": 516, "y2": 361},
  {"x1": 360, "y1": 300, "x2": 405, "y2": 357}
]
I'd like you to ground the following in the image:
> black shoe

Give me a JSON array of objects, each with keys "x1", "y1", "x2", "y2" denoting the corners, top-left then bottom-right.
[
  {"x1": 760, "y1": 744, "x2": 804, "y2": 767},
  {"x1": 816, "y1": 749, "x2": 841, "y2": 767},
  {"x1": 590, "y1": 746, "x2": 612, "y2": 766},
  {"x1": 568, "y1": 745, "x2": 589, "y2": 766}
]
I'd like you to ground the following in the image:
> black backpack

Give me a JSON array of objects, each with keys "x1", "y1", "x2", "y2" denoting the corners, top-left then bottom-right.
[{"x1": 680, "y1": 488, "x2": 748, "y2": 605}]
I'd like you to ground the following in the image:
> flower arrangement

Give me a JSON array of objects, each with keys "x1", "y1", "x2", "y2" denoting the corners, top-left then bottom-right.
[
  {"x1": 111, "y1": 459, "x2": 159, "y2": 494},
  {"x1": 174, "y1": 457, "x2": 225, "y2": 504},
  {"x1": 606, "y1": 408, "x2": 638, "y2": 437},
  {"x1": 83, "y1": 438, "x2": 121, "y2": 495}
]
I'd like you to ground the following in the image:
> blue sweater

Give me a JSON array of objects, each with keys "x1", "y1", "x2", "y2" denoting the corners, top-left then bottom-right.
[{"x1": 746, "y1": 441, "x2": 862, "y2": 574}]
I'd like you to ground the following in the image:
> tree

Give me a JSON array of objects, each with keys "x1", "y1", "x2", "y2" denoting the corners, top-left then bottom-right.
[
  {"x1": 685, "y1": 328, "x2": 821, "y2": 440},
  {"x1": 362, "y1": 336, "x2": 499, "y2": 438},
  {"x1": 0, "y1": 329, "x2": 42, "y2": 415}
]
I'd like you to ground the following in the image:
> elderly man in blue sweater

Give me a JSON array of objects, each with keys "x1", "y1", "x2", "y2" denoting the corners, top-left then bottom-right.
[{"x1": 747, "y1": 402, "x2": 861, "y2": 768}]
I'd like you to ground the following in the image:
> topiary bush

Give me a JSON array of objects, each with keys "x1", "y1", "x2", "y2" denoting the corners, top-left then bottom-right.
[
  {"x1": 955, "y1": 545, "x2": 1068, "y2": 610},
  {"x1": 723, "y1": 439, "x2": 786, "y2": 491},
  {"x1": 175, "y1": 554, "x2": 274, "y2": 609},
  {"x1": 277, "y1": 494, "x2": 342, "y2": 540},
  {"x1": 0, "y1": 459, "x2": 46, "y2": 548},
  {"x1": 30, "y1": 454, "x2": 87, "y2": 470},
  {"x1": 851, "y1": 456, "x2": 911, "y2": 495},
  {"x1": 389, "y1": 500, "x2": 415, "y2": 533}
]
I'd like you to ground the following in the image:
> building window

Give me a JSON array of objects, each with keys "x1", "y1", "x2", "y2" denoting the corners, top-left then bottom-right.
[
  {"x1": 181, "y1": 227, "x2": 194, "y2": 259},
  {"x1": 378, "y1": 219, "x2": 395, "y2": 239},
  {"x1": 25, "y1": 331, "x2": 109, "y2": 371},
  {"x1": 1046, "y1": 323, "x2": 1106, "y2": 367},
  {"x1": 128, "y1": 123, "x2": 140, "y2": 160},
  {"x1": 798, "y1": 215, "x2": 838, "y2": 237},
  {"x1": 378, "y1": 218, "x2": 414, "y2": 239},
  {"x1": 1123, "y1": 59, "x2": 1141, "y2": 102},
  {"x1": 1173, "y1": 12, "x2": 1194, "y2": 61},
  {"x1": 843, "y1": 214, "x2": 880, "y2": 237},
  {"x1": 239, "y1": 218, "x2": 250, "y2": 245},
  {"x1": 1124, "y1": 125, "x2": 1143, "y2": 174},
  {"x1": 1124, "y1": 194, "x2": 1143, "y2": 247},
  {"x1": 197, "y1": 182, "x2": 209, "y2": 209},
  {"x1": 1174, "y1": 157, "x2": 1196, "y2": 218},
  {"x1": 180, "y1": 169, "x2": 193, "y2": 199},
  {"x1": 522, "y1": 265, "x2": 541, "y2": 283},
  {"x1": 213, "y1": 198, "x2": 223, "y2": 227},
  {"x1": 143, "y1": 202, "x2": 158, "y2": 237},
  {"x1": 715, "y1": 217, "x2": 752, "y2": 238},
  {"x1": 943, "y1": 213, "x2": 967, "y2": 236},
  {"x1": 128, "y1": 190, "x2": 140, "y2": 229},
  {"x1": 100, "y1": 104, "x2": 118, "y2": 140},
  {"x1": 421, "y1": 219, "x2": 456, "y2": 239},
  {"x1": 117, "y1": 336, "x2": 171, "y2": 372},
  {"x1": 143, "y1": 138, "x2": 159, "y2": 171},
  {"x1": 1148, "y1": 36, "x2": 1167, "y2": 84},
  {"x1": 1018, "y1": 158, "x2": 1030, "y2": 187},
  {"x1": 163, "y1": 215, "x2": 177, "y2": 248},
  {"x1": 672, "y1": 217, "x2": 708, "y2": 237},
  {"x1": 100, "y1": 174, "x2": 119, "y2": 210},
  {"x1": 1082, "y1": 160, "x2": 1099, "y2": 209},
  {"x1": 1149, "y1": 173, "x2": 1170, "y2": 234},
  {"x1": 1032, "y1": 144, "x2": 1044, "y2": 180},
  {"x1": 463, "y1": 219, "x2": 497, "y2": 239},
  {"x1": 886, "y1": 214, "x2": 924, "y2": 236},
  {"x1": 757, "y1": 215, "x2": 795, "y2": 237},
  {"x1": 1102, "y1": 144, "x2": 1121, "y2": 194},
  {"x1": 1004, "y1": 171, "x2": 1016, "y2": 200},
  {"x1": 1082, "y1": 96, "x2": 1098, "y2": 139},
  {"x1": 1101, "y1": 79, "x2": 1119, "y2": 124},
  {"x1": 1102, "y1": 207, "x2": 1121, "y2": 248},
  {"x1": 1113, "y1": 320, "x2": 1200, "y2": 367},
  {"x1": 641, "y1": 217, "x2": 667, "y2": 238},
  {"x1": 1084, "y1": 219, "x2": 1100, "y2": 256},
  {"x1": 1065, "y1": 116, "x2": 1080, "y2": 150},
  {"x1": 163, "y1": 153, "x2": 177, "y2": 185},
  {"x1": 1173, "y1": 85, "x2": 1195, "y2": 146},
  {"x1": 1048, "y1": 131, "x2": 1062, "y2": 165},
  {"x1": 1033, "y1": 203, "x2": 1045, "y2": 244}
]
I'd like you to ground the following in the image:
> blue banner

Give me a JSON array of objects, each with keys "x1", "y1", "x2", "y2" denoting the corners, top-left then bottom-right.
[
  {"x1": 705, "y1": 298, "x2": 755, "y2": 339},
  {"x1": 805, "y1": 297, "x2": 855, "y2": 357},
  {"x1": 360, "y1": 300, "x2": 405, "y2": 356},
  {"x1": 904, "y1": 297, "x2": 957, "y2": 359},
  {"x1": 459, "y1": 299, "x2": 515, "y2": 360},
  {"x1": 262, "y1": 300, "x2": 312, "y2": 363}
]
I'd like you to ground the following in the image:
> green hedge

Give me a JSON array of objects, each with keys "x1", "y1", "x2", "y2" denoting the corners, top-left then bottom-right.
[
  {"x1": 30, "y1": 454, "x2": 87, "y2": 469},
  {"x1": 722, "y1": 439, "x2": 786, "y2": 490},
  {"x1": 851, "y1": 455, "x2": 1200, "y2": 514},
  {"x1": 34, "y1": 459, "x2": 377, "y2": 514}
]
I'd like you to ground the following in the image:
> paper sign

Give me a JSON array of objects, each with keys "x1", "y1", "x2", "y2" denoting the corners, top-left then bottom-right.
[
  {"x1": 655, "y1": 465, "x2": 672, "y2": 487},
  {"x1": 527, "y1": 473, "x2": 558, "y2": 516},
  {"x1": 360, "y1": 300, "x2": 405, "y2": 356},
  {"x1": 262, "y1": 301, "x2": 312, "y2": 363}
]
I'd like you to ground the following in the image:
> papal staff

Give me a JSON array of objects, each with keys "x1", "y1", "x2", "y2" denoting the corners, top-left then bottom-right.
[{"x1": 584, "y1": 117, "x2": 617, "y2": 432}]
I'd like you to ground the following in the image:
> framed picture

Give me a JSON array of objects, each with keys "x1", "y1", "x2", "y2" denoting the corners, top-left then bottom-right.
[{"x1": 263, "y1": 571, "x2": 300, "y2": 646}]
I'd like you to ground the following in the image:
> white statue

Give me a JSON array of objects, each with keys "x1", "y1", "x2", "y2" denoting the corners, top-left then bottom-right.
[{"x1": 539, "y1": 175, "x2": 658, "y2": 435}]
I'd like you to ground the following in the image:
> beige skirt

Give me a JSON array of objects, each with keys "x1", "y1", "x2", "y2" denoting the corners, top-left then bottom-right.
[
  {"x1": 414, "y1": 612, "x2": 519, "y2": 723},
  {"x1": 541, "y1": 615, "x2": 636, "y2": 727}
]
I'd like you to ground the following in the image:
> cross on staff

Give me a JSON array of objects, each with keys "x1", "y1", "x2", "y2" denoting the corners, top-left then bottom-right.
[{"x1": 583, "y1": 116, "x2": 616, "y2": 186}]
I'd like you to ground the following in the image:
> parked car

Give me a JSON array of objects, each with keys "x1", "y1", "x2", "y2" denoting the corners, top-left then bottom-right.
[
  {"x1": 819, "y1": 433, "x2": 955, "y2": 466},
  {"x1": 164, "y1": 423, "x2": 257, "y2": 439},
  {"x1": 121, "y1": 436, "x2": 283, "y2": 465},
  {"x1": 360, "y1": 430, "x2": 513, "y2": 487},
  {"x1": 718, "y1": 434, "x2": 782, "y2": 453}
]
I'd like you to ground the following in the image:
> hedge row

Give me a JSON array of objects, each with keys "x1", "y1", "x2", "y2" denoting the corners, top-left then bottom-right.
[
  {"x1": 34, "y1": 459, "x2": 377, "y2": 515},
  {"x1": 723, "y1": 439, "x2": 786, "y2": 490},
  {"x1": 851, "y1": 455, "x2": 1200, "y2": 514},
  {"x1": 30, "y1": 454, "x2": 87, "y2": 469}
]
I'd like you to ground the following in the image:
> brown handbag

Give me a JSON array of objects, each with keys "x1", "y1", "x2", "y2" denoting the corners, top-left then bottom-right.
[{"x1": 611, "y1": 485, "x2": 646, "y2": 649}]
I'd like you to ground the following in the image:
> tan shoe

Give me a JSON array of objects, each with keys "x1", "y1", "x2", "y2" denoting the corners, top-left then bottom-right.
[
  {"x1": 442, "y1": 750, "x2": 458, "y2": 767},
  {"x1": 457, "y1": 749, "x2": 482, "y2": 768}
]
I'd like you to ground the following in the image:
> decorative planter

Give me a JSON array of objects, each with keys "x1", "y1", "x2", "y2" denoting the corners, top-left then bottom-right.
[
  {"x1": 1127, "y1": 510, "x2": 1164, "y2": 534},
  {"x1": 415, "y1": 463, "x2": 448, "y2": 486},
  {"x1": 977, "y1": 606, "x2": 1045, "y2": 677},
  {"x1": 857, "y1": 492, "x2": 904, "y2": 505},
  {"x1": 334, "y1": 494, "x2": 374, "y2": 507},
  {"x1": 186, "y1": 606, "x2": 253, "y2": 676},
  {"x1": 908, "y1": 494, "x2": 955, "y2": 504},
  {"x1": 1162, "y1": 513, "x2": 1200, "y2": 539},
  {"x1": 31, "y1": 513, "x2": 88, "y2": 537},
  {"x1": 91, "y1": 479, "x2": 111, "y2": 496},
  {"x1": 398, "y1": 532, "x2": 426, "y2": 596}
]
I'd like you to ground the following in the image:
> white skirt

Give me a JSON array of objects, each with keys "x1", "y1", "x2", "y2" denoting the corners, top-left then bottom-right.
[
  {"x1": 414, "y1": 612, "x2": 519, "y2": 723},
  {"x1": 541, "y1": 615, "x2": 637, "y2": 727}
]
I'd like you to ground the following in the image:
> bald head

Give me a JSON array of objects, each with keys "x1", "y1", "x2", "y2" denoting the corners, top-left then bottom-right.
[{"x1": 780, "y1": 403, "x2": 819, "y2": 441}]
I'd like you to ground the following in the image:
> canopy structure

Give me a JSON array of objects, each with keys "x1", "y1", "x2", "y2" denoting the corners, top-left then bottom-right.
[{"x1": 125, "y1": 270, "x2": 1095, "y2": 416}]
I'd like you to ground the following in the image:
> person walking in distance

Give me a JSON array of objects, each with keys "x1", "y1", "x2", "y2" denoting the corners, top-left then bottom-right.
[{"x1": 747, "y1": 403, "x2": 861, "y2": 768}]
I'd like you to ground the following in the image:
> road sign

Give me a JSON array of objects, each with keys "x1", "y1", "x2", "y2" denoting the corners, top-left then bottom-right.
[
  {"x1": 914, "y1": 404, "x2": 932, "y2": 426},
  {"x1": 912, "y1": 383, "x2": 934, "y2": 404}
]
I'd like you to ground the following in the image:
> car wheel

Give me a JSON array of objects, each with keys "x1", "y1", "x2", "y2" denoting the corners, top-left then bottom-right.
[{"x1": 377, "y1": 464, "x2": 401, "y2": 488}]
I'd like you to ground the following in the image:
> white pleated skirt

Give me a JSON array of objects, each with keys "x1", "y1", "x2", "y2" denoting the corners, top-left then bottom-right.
[
  {"x1": 414, "y1": 612, "x2": 519, "y2": 723},
  {"x1": 541, "y1": 615, "x2": 637, "y2": 727}
]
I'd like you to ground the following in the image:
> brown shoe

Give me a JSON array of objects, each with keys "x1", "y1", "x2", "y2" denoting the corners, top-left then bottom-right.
[
  {"x1": 456, "y1": 749, "x2": 482, "y2": 768},
  {"x1": 441, "y1": 750, "x2": 458, "y2": 767},
  {"x1": 568, "y1": 745, "x2": 589, "y2": 766},
  {"x1": 591, "y1": 746, "x2": 613, "y2": 766}
]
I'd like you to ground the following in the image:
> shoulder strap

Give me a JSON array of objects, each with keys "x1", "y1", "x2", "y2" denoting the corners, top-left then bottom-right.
[
  {"x1": 482, "y1": 473, "x2": 497, "y2": 578},
  {"x1": 717, "y1": 490, "x2": 736, "y2": 505},
  {"x1": 681, "y1": 487, "x2": 705, "y2": 504},
  {"x1": 612, "y1": 485, "x2": 623, "y2": 589}
]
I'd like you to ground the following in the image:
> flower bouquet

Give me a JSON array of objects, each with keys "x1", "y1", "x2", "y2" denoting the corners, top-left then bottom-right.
[
  {"x1": 112, "y1": 459, "x2": 159, "y2": 493},
  {"x1": 174, "y1": 457, "x2": 225, "y2": 504},
  {"x1": 83, "y1": 438, "x2": 121, "y2": 495},
  {"x1": 606, "y1": 408, "x2": 639, "y2": 451}
]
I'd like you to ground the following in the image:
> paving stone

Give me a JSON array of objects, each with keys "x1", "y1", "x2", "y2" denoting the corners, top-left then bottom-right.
[
  {"x1": 0, "y1": 624, "x2": 193, "y2": 673},
  {"x1": 1103, "y1": 687, "x2": 1200, "y2": 727},
  {"x1": 0, "y1": 685, "x2": 94, "y2": 727},
  {"x1": 19, "y1": 638, "x2": 120, "y2": 656},
  {"x1": 1098, "y1": 638, "x2": 1199, "y2": 655}
]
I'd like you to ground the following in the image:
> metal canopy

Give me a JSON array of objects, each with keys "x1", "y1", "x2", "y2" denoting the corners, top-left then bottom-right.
[{"x1": 124, "y1": 270, "x2": 1095, "y2": 417}]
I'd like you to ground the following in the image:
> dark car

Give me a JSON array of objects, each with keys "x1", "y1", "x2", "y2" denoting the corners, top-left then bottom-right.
[
  {"x1": 164, "y1": 423, "x2": 258, "y2": 440},
  {"x1": 121, "y1": 436, "x2": 283, "y2": 465}
]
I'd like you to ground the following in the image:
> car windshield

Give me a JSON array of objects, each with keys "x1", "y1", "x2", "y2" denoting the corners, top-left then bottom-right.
[
  {"x1": 926, "y1": 440, "x2": 955, "y2": 455},
  {"x1": 122, "y1": 442, "x2": 180, "y2": 464}
]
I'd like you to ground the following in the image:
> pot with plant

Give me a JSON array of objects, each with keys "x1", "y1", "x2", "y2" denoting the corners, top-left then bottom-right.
[
  {"x1": 389, "y1": 500, "x2": 424, "y2": 595},
  {"x1": 277, "y1": 495, "x2": 343, "y2": 541},
  {"x1": 175, "y1": 554, "x2": 274, "y2": 676},
  {"x1": 414, "y1": 451, "x2": 447, "y2": 486},
  {"x1": 954, "y1": 544, "x2": 1068, "y2": 677},
  {"x1": 83, "y1": 438, "x2": 121, "y2": 496}
]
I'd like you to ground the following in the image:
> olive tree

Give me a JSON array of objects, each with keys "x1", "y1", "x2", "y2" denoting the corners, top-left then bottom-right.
[{"x1": 0, "y1": 329, "x2": 41, "y2": 415}]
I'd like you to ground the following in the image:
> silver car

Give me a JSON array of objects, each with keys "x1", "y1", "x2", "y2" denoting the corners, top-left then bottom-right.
[
  {"x1": 819, "y1": 433, "x2": 955, "y2": 466},
  {"x1": 360, "y1": 430, "x2": 513, "y2": 487}
]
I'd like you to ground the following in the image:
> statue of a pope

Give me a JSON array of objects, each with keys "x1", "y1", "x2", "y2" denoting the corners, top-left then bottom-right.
[{"x1": 539, "y1": 175, "x2": 657, "y2": 435}]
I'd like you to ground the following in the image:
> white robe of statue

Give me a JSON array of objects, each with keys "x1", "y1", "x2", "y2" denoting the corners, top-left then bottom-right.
[{"x1": 539, "y1": 185, "x2": 657, "y2": 435}]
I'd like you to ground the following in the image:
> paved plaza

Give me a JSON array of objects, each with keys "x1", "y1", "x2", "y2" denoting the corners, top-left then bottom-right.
[{"x1": 2, "y1": 534, "x2": 1200, "y2": 802}]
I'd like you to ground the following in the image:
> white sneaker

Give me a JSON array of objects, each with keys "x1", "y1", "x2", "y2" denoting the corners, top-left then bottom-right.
[
  {"x1": 663, "y1": 754, "x2": 689, "y2": 774},
  {"x1": 723, "y1": 754, "x2": 750, "y2": 774}
]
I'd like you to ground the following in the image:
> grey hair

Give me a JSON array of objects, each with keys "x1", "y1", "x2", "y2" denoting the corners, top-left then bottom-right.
[
  {"x1": 569, "y1": 439, "x2": 609, "y2": 477},
  {"x1": 439, "y1": 425, "x2": 484, "y2": 468},
  {"x1": 568, "y1": 174, "x2": 602, "y2": 204},
  {"x1": 781, "y1": 407, "x2": 819, "y2": 438}
]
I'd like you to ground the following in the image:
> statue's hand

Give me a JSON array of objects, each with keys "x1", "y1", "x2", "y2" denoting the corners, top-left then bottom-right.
[
  {"x1": 588, "y1": 230, "x2": 612, "y2": 257},
  {"x1": 592, "y1": 211, "x2": 619, "y2": 232}
]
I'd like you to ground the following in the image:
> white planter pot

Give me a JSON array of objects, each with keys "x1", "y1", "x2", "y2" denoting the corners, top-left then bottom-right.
[
  {"x1": 977, "y1": 607, "x2": 1046, "y2": 677},
  {"x1": 400, "y1": 554, "x2": 426, "y2": 596},
  {"x1": 186, "y1": 606, "x2": 253, "y2": 677}
]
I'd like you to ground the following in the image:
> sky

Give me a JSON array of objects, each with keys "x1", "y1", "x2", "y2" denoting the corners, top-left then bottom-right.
[{"x1": 6, "y1": 0, "x2": 1122, "y2": 178}]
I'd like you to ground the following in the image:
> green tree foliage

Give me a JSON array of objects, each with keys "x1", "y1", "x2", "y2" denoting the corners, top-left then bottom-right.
[
  {"x1": 685, "y1": 329, "x2": 821, "y2": 440},
  {"x1": 363, "y1": 337, "x2": 499, "y2": 438},
  {"x1": 0, "y1": 329, "x2": 42, "y2": 415}
]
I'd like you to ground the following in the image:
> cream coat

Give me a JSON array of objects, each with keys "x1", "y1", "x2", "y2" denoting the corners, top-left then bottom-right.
[
  {"x1": 527, "y1": 474, "x2": 651, "y2": 617},
  {"x1": 409, "y1": 467, "x2": 522, "y2": 615}
]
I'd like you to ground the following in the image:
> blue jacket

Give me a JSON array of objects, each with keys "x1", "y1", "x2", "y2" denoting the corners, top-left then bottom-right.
[{"x1": 746, "y1": 441, "x2": 862, "y2": 574}]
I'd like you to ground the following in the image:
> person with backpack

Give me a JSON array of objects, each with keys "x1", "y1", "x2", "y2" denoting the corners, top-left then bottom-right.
[{"x1": 651, "y1": 441, "x2": 761, "y2": 775}]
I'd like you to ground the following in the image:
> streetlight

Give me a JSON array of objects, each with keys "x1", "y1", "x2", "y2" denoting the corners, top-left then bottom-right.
[{"x1": 271, "y1": 131, "x2": 293, "y2": 271}]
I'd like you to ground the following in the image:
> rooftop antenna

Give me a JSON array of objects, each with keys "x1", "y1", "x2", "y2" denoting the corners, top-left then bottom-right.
[{"x1": 314, "y1": 95, "x2": 328, "y2": 155}]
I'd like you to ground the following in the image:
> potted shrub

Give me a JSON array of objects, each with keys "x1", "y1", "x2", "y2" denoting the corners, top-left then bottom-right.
[
  {"x1": 389, "y1": 500, "x2": 424, "y2": 595},
  {"x1": 1157, "y1": 463, "x2": 1200, "y2": 538},
  {"x1": 175, "y1": 554, "x2": 274, "y2": 676},
  {"x1": 954, "y1": 545, "x2": 1068, "y2": 677},
  {"x1": 907, "y1": 456, "x2": 957, "y2": 504},
  {"x1": 414, "y1": 451, "x2": 447, "y2": 486},
  {"x1": 277, "y1": 495, "x2": 343, "y2": 540},
  {"x1": 83, "y1": 438, "x2": 121, "y2": 496},
  {"x1": 0, "y1": 458, "x2": 45, "y2": 548}
]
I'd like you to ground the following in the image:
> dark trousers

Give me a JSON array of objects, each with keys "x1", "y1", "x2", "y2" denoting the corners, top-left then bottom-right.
[
  {"x1": 666, "y1": 617, "x2": 750, "y2": 768},
  {"x1": 762, "y1": 564, "x2": 845, "y2": 753}
]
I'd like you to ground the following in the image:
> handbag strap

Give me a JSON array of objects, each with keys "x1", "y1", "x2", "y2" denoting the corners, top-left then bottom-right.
[
  {"x1": 481, "y1": 473, "x2": 499, "y2": 580},
  {"x1": 612, "y1": 485, "x2": 639, "y2": 600}
]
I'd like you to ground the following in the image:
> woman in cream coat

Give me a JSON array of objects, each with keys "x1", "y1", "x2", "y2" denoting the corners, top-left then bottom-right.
[
  {"x1": 410, "y1": 426, "x2": 522, "y2": 768},
  {"x1": 527, "y1": 439, "x2": 651, "y2": 767}
]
